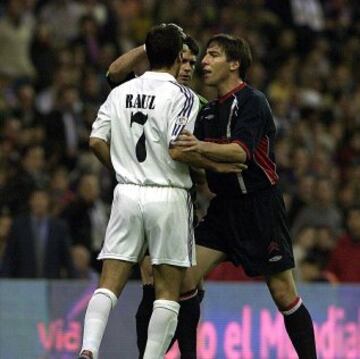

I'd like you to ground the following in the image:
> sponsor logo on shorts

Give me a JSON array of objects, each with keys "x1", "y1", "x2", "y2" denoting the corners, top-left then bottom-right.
[{"x1": 268, "y1": 255, "x2": 283, "y2": 262}]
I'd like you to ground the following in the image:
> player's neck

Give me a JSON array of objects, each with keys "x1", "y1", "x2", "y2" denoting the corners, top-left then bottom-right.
[
  {"x1": 152, "y1": 66, "x2": 178, "y2": 79},
  {"x1": 217, "y1": 76, "x2": 243, "y2": 98}
]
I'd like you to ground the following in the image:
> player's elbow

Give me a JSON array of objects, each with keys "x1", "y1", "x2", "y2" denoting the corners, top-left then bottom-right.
[
  {"x1": 107, "y1": 61, "x2": 125, "y2": 83},
  {"x1": 89, "y1": 137, "x2": 106, "y2": 152},
  {"x1": 231, "y1": 143, "x2": 248, "y2": 163}
]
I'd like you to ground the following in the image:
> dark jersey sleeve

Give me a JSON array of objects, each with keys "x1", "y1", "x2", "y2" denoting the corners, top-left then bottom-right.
[
  {"x1": 106, "y1": 71, "x2": 136, "y2": 89},
  {"x1": 231, "y1": 93, "x2": 271, "y2": 159}
]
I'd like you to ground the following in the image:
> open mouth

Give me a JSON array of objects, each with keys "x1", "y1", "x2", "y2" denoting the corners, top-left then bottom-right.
[{"x1": 202, "y1": 69, "x2": 212, "y2": 78}]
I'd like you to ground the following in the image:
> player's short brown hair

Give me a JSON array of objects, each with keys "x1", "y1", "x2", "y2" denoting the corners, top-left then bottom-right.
[{"x1": 145, "y1": 24, "x2": 184, "y2": 69}]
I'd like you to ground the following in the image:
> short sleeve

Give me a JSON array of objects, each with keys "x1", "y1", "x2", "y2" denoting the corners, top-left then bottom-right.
[
  {"x1": 231, "y1": 94, "x2": 271, "y2": 159},
  {"x1": 168, "y1": 86, "x2": 200, "y2": 145},
  {"x1": 90, "y1": 92, "x2": 113, "y2": 142}
]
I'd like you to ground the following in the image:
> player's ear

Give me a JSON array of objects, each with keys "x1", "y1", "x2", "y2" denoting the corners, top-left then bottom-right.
[
  {"x1": 229, "y1": 60, "x2": 240, "y2": 72},
  {"x1": 178, "y1": 50, "x2": 183, "y2": 63}
]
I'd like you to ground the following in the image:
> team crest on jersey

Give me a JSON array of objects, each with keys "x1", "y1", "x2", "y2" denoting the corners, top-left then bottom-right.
[
  {"x1": 171, "y1": 116, "x2": 188, "y2": 141},
  {"x1": 176, "y1": 116, "x2": 188, "y2": 125}
]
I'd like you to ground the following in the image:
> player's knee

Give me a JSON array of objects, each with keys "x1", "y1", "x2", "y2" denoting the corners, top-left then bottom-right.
[
  {"x1": 94, "y1": 288, "x2": 118, "y2": 309},
  {"x1": 267, "y1": 272, "x2": 297, "y2": 309}
]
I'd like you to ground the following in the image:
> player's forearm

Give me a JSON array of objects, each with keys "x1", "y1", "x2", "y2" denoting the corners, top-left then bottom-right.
[
  {"x1": 169, "y1": 147, "x2": 224, "y2": 172},
  {"x1": 107, "y1": 45, "x2": 147, "y2": 83},
  {"x1": 199, "y1": 142, "x2": 247, "y2": 163},
  {"x1": 89, "y1": 137, "x2": 114, "y2": 172}
]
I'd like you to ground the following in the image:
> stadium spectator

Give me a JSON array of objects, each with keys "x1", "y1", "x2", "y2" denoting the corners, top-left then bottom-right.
[
  {"x1": 73, "y1": 15, "x2": 102, "y2": 66},
  {"x1": 4, "y1": 145, "x2": 48, "y2": 214},
  {"x1": 61, "y1": 173, "x2": 108, "y2": 271},
  {"x1": 297, "y1": 253, "x2": 330, "y2": 283},
  {"x1": 39, "y1": 0, "x2": 83, "y2": 47},
  {"x1": 293, "y1": 226, "x2": 317, "y2": 268},
  {"x1": 44, "y1": 85, "x2": 87, "y2": 169},
  {"x1": 326, "y1": 206, "x2": 360, "y2": 282},
  {"x1": 1, "y1": 188, "x2": 76, "y2": 279},
  {"x1": 292, "y1": 177, "x2": 342, "y2": 237},
  {"x1": 287, "y1": 174, "x2": 315, "y2": 226},
  {"x1": 30, "y1": 22, "x2": 57, "y2": 90},
  {"x1": 48, "y1": 167, "x2": 75, "y2": 216},
  {"x1": 0, "y1": 0, "x2": 35, "y2": 79},
  {"x1": 72, "y1": 244, "x2": 99, "y2": 281}
]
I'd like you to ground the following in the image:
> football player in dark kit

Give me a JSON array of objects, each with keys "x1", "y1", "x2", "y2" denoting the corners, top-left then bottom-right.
[{"x1": 173, "y1": 34, "x2": 317, "y2": 358}]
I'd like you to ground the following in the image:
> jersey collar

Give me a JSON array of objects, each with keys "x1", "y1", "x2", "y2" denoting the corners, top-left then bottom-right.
[
  {"x1": 142, "y1": 71, "x2": 177, "y2": 82},
  {"x1": 218, "y1": 82, "x2": 247, "y2": 103}
]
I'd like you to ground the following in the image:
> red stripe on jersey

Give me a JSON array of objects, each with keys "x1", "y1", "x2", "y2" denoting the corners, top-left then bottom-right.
[
  {"x1": 218, "y1": 82, "x2": 247, "y2": 103},
  {"x1": 254, "y1": 136, "x2": 279, "y2": 184}
]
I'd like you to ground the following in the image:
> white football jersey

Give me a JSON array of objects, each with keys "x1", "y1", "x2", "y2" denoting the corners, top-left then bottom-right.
[{"x1": 91, "y1": 71, "x2": 200, "y2": 189}]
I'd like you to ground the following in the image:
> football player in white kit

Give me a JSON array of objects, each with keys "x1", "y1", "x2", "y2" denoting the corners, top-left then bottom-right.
[
  {"x1": 79, "y1": 24, "x2": 245, "y2": 359},
  {"x1": 106, "y1": 32, "x2": 210, "y2": 359},
  {"x1": 79, "y1": 24, "x2": 241, "y2": 359}
]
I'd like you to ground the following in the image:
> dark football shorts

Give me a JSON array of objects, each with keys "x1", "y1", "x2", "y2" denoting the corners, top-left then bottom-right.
[{"x1": 195, "y1": 185, "x2": 295, "y2": 277}]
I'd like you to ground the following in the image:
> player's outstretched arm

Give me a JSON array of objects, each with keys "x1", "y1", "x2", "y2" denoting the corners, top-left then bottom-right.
[
  {"x1": 175, "y1": 130, "x2": 247, "y2": 163},
  {"x1": 169, "y1": 145, "x2": 246, "y2": 173},
  {"x1": 107, "y1": 45, "x2": 148, "y2": 85},
  {"x1": 89, "y1": 137, "x2": 114, "y2": 172}
]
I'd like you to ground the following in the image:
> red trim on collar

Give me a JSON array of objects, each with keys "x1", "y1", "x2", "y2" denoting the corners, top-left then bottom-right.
[{"x1": 218, "y1": 82, "x2": 246, "y2": 103}]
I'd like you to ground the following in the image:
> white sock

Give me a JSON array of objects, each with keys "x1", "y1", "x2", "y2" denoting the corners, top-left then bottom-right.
[
  {"x1": 143, "y1": 299, "x2": 180, "y2": 359},
  {"x1": 80, "y1": 288, "x2": 117, "y2": 358}
]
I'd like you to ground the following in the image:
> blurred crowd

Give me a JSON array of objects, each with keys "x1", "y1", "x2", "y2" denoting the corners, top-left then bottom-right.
[{"x1": 0, "y1": 0, "x2": 359, "y2": 283}]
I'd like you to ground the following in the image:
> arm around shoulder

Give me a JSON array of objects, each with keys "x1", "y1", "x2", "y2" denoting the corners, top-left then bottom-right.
[{"x1": 107, "y1": 45, "x2": 148, "y2": 85}]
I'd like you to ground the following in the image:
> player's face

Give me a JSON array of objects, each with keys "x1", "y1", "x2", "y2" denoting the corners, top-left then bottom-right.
[
  {"x1": 201, "y1": 42, "x2": 233, "y2": 87},
  {"x1": 177, "y1": 49, "x2": 197, "y2": 86}
]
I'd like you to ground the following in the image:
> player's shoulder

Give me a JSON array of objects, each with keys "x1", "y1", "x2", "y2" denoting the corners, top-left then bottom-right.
[
  {"x1": 168, "y1": 81, "x2": 197, "y2": 98},
  {"x1": 236, "y1": 84, "x2": 269, "y2": 110},
  {"x1": 241, "y1": 84, "x2": 267, "y2": 103}
]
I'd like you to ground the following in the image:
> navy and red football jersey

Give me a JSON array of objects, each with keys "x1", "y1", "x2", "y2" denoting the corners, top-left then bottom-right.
[{"x1": 195, "y1": 83, "x2": 279, "y2": 197}]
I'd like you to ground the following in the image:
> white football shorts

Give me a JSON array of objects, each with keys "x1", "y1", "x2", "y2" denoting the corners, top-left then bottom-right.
[{"x1": 98, "y1": 184, "x2": 196, "y2": 267}]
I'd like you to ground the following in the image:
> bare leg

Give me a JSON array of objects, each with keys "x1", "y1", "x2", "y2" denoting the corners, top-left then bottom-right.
[{"x1": 181, "y1": 245, "x2": 226, "y2": 293}]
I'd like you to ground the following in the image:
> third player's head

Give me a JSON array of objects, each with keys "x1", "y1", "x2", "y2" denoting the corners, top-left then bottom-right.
[
  {"x1": 145, "y1": 24, "x2": 185, "y2": 75},
  {"x1": 201, "y1": 34, "x2": 252, "y2": 89},
  {"x1": 177, "y1": 36, "x2": 199, "y2": 86}
]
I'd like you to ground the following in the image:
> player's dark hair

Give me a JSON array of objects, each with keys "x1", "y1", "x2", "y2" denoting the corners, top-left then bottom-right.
[
  {"x1": 145, "y1": 24, "x2": 184, "y2": 69},
  {"x1": 206, "y1": 34, "x2": 252, "y2": 80},
  {"x1": 184, "y1": 36, "x2": 200, "y2": 57}
]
